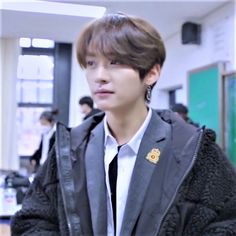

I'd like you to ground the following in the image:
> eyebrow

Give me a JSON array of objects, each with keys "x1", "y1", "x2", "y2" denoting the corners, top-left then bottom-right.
[
  {"x1": 86, "y1": 52, "x2": 96, "y2": 57},
  {"x1": 85, "y1": 50, "x2": 118, "y2": 60}
]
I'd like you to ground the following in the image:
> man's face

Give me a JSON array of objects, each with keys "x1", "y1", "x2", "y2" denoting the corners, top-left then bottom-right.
[
  {"x1": 84, "y1": 53, "x2": 147, "y2": 113},
  {"x1": 80, "y1": 104, "x2": 91, "y2": 115}
]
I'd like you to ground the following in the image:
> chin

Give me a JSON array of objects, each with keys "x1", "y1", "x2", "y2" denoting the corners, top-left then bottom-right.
[
  {"x1": 95, "y1": 102, "x2": 110, "y2": 111},
  {"x1": 97, "y1": 105, "x2": 110, "y2": 111}
]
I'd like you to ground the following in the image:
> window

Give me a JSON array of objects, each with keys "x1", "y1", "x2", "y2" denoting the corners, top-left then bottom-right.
[
  {"x1": 17, "y1": 55, "x2": 54, "y2": 104},
  {"x1": 19, "y1": 38, "x2": 54, "y2": 48},
  {"x1": 16, "y1": 107, "x2": 51, "y2": 156},
  {"x1": 16, "y1": 38, "x2": 72, "y2": 160},
  {"x1": 16, "y1": 38, "x2": 55, "y2": 157},
  {"x1": 168, "y1": 87, "x2": 184, "y2": 107}
]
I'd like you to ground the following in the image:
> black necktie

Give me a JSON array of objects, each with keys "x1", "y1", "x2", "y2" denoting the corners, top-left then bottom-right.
[{"x1": 109, "y1": 145, "x2": 122, "y2": 233}]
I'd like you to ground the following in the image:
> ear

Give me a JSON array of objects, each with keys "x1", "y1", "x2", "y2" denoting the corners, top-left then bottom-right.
[{"x1": 144, "y1": 64, "x2": 161, "y2": 86}]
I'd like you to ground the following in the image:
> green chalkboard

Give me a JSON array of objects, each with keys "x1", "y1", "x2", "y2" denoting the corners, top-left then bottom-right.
[
  {"x1": 225, "y1": 74, "x2": 236, "y2": 164},
  {"x1": 188, "y1": 63, "x2": 223, "y2": 145}
]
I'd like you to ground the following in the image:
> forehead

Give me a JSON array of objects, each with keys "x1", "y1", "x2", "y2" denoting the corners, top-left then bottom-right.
[
  {"x1": 83, "y1": 22, "x2": 134, "y2": 58},
  {"x1": 40, "y1": 119, "x2": 50, "y2": 124},
  {"x1": 87, "y1": 34, "x2": 120, "y2": 53},
  {"x1": 85, "y1": 51, "x2": 114, "y2": 60}
]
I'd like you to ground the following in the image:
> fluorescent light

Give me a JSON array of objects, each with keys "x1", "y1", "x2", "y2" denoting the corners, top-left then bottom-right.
[
  {"x1": 0, "y1": 0, "x2": 106, "y2": 18},
  {"x1": 32, "y1": 38, "x2": 54, "y2": 48},
  {"x1": 19, "y1": 38, "x2": 31, "y2": 48}
]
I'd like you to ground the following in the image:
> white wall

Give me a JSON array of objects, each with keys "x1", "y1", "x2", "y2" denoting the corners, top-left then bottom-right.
[
  {"x1": 153, "y1": 1, "x2": 235, "y2": 109},
  {"x1": 0, "y1": 38, "x2": 20, "y2": 170},
  {"x1": 69, "y1": 45, "x2": 91, "y2": 127},
  {"x1": 0, "y1": 41, "x2": 2, "y2": 165}
]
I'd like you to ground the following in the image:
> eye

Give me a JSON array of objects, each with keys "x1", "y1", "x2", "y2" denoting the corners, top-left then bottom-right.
[
  {"x1": 86, "y1": 60, "x2": 95, "y2": 67},
  {"x1": 110, "y1": 59, "x2": 121, "y2": 65}
]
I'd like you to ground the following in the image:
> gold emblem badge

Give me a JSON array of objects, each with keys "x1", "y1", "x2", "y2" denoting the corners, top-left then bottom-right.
[{"x1": 146, "y1": 148, "x2": 161, "y2": 164}]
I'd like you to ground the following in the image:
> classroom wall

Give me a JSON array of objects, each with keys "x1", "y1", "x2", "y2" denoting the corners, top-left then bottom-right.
[
  {"x1": 69, "y1": 47, "x2": 91, "y2": 127},
  {"x1": 69, "y1": 1, "x2": 235, "y2": 126},
  {"x1": 0, "y1": 38, "x2": 19, "y2": 170},
  {"x1": 154, "y1": 1, "x2": 235, "y2": 109},
  {"x1": 0, "y1": 41, "x2": 2, "y2": 164}
]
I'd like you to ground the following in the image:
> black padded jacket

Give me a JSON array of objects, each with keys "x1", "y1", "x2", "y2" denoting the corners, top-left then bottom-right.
[{"x1": 11, "y1": 110, "x2": 236, "y2": 236}]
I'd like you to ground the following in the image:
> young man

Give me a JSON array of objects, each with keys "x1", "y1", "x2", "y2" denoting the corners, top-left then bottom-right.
[
  {"x1": 78, "y1": 96, "x2": 101, "y2": 120},
  {"x1": 11, "y1": 13, "x2": 236, "y2": 236}
]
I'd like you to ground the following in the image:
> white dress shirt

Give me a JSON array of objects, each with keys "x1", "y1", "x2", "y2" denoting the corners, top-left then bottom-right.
[
  {"x1": 40, "y1": 124, "x2": 56, "y2": 165},
  {"x1": 103, "y1": 108, "x2": 152, "y2": 236}
]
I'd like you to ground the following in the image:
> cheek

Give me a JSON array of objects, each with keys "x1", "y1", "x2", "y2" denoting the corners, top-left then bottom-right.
[
  {"x1": 117, "y1": 82, "x2": 143, "y2": 102},
  {"x1": 80, "y1": 106, "x2": 86, "y2": 112},
  {"x1": 86, "y1": 77, "x2": 94, "y2": 89},
  {"x1": 85, "y1": 71, "x2": 93, "y2": 83}
]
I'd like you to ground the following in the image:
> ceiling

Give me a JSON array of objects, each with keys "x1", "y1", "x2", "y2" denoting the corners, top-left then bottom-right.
[{"x1": 0, "y1": 0, "x2": 231, "y2": 43}]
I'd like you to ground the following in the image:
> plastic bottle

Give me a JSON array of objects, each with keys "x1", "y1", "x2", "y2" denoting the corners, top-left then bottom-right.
[{"x1": 3, "y1": 178, "x2": 17, "y2": 216}]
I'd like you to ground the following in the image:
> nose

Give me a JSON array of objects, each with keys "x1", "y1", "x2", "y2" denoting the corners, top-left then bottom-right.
[{"x1": 94, "y1": 65, "x2": 110, "y2": 84}]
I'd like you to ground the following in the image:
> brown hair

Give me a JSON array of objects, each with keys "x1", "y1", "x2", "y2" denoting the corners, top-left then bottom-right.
[
  {"x1": 77, "y1": 13, "x2": 165, "y2": 77},
  {"x1": 40, "y1": 109, "x2": 59, "y2": 123},
  {"x1": 76, "y1": 13, "x2": 166, "y2": 102}
]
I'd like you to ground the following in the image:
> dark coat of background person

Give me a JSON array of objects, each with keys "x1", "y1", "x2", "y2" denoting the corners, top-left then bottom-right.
[
  {"x1": 83, "y1": 108, "x2": 101, "y2": 120},
  {"x1": 29, "y1": 134, "x2": 55, "y2": 168},
  {"x1": 11, "y1": 110, "x2": 236, "y2": 236}
]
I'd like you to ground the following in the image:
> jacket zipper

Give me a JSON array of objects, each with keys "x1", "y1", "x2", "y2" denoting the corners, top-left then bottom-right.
[{"x1": 155, "y1": 128, "x2": 204, "y2": 235}]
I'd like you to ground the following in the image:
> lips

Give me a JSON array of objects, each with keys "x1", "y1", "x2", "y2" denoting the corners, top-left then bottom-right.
[
  {"x1": 94, "y1": 89, "x2": 114, "y2": 99},
  {"x1": 94, "y1": 89, "x2": 114, "y2": 94}
]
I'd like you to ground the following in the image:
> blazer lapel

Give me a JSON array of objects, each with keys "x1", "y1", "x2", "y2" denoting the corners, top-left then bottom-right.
[
  {"x1": 84, "y1": 121, "x2": 107, "y2": 235},
  {"x1": 120, "y1": 111, "x2": 171, "y2": 235}
]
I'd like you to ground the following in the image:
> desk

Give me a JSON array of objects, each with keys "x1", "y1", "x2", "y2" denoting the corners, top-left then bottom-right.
[
  {"x1": 0, "y1": 171, "x2": 23, "y2": 235},
  {"x1": 0, "y1": 187, "x2": 21, "y2": 236},
  {"x1": 0, "y1": 219, "x2": 11, "y2": 236}
]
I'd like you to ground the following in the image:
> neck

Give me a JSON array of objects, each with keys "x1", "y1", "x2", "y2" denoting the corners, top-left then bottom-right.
[{"x1": 106, "y1": 105, "x2": 149, "y2": 145}]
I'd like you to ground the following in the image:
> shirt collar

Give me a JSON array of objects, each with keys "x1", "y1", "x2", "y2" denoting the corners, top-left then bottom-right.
[{"x1": 103, "y1": 108, "x2": 152, "y2": 155}]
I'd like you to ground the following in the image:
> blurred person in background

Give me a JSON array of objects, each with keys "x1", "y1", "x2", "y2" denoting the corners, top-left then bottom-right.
[
  {"x1": 79, "y1": 95, "x2": 101, "y2": 120},
  {"x1": 171, "y1": 103, "x2": 199, "y2": 127},
  {"x1": 30, "y1": 109, "x2": 58, "y2": 172}
]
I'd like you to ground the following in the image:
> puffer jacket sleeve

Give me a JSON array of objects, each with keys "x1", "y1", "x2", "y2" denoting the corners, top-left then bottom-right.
[
  {"x1": 159, "y1": 128, "x2": 236, "y2": 236},
  {"x1": 186, "y1": 129, "x2": 236, "y2": 235},
  {"x1": 11, "y1": 146, "x2": 68, "y2": 236},
  {"x1": 201, "y1": 134, "x2": 236, "y2": 235}
]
